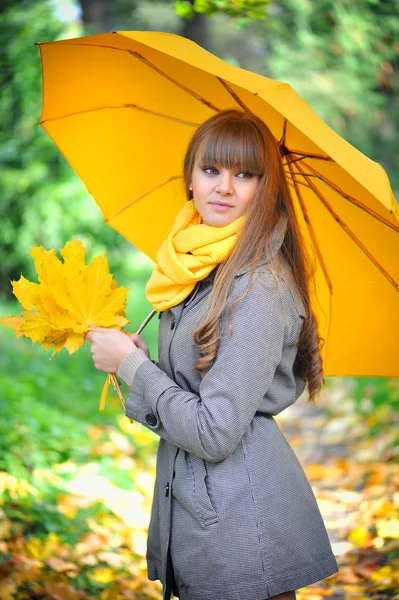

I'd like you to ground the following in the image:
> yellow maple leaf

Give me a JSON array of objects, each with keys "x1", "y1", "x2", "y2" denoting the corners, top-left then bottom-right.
[
  {"x1": 31, "y1": 245, "x2": 63, "y2": 286},
  {"x1": 60, "y1": 237, "x2": 86, "y2": 277},
  {"x1": 42, "y1": 330, "x2": 70, "y2": 358},
  {"x1": 0, "y1": 315, "x2": 24, "y2": 336},
  {"x1": 11, "y1": 275, "x2": 41, "y2": 310},
  {"x1": 64, "y1": 332, "x2": 85, "y2": 355},
  {"x1": 0, "y1": 238, "x2": 130, "y2": 357},
  {"x1": 40, "y1": 283, "x2": 67, "y2": 317},
  {"x1": 19, "y1": 309, "x2": 52, "y2": 343},
  {"x1": 52, "y1": 254, "x2": 128, "y2": 332}
]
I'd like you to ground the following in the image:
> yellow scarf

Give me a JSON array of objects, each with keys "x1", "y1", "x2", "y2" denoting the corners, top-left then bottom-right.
[{"x1": 146, "y1": 200, "x2": 244, "y2": 312}]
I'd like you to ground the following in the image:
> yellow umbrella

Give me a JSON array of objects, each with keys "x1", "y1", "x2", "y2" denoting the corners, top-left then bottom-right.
[{"x1": 38, "y1": 31, "x2": 399, "y2": 377}]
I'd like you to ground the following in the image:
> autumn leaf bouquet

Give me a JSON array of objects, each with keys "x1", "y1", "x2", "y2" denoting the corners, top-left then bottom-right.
[{"x1": 1, "y1": 238, "x2": 130, "y2": 410}]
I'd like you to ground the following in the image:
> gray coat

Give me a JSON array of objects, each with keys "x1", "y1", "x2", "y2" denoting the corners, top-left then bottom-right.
[{"x1": 122, "y1": 247, "x2": 338, "y2": 600}]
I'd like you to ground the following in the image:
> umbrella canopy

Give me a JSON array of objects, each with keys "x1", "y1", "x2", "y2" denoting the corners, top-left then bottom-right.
[{"x1": 38, "y1": 31, "x2": 399, "y2": 377}]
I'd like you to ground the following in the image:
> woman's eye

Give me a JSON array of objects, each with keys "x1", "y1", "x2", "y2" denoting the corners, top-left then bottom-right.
[
  {"x1": 203, "y1": 166, "x2": 219, "y2": 175},
  {"x1": 237, "y1": 172, "x2": 253, "y2": 179}
]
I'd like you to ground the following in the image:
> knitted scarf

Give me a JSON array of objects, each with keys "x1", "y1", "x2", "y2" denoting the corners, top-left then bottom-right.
[{"x1": 146, "y1": 200, "x2": 244, "y2": 312}]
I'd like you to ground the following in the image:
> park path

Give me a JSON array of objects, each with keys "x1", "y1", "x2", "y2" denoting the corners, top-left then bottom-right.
[{"x1": 276, "y1": 382, "x2": 399, "y2": 600}]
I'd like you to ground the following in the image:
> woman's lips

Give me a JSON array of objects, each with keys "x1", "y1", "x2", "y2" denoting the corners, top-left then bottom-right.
[{"x1": 210, "y1": 202, "x2": 233, "y2": 211}]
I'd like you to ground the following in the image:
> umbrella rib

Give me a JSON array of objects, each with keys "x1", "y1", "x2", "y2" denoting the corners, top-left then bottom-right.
[
  {"x1": 283, "y1": 164, "x2": 320, "y2": 187},
  {"x1": 300, "y1": 159, "x2": 399, "y2": 233},
  {"x1": 286, "y1": 156, "x2": 318, "y2": 168},
  {"x1": 106, "y1": 176, "x2": 182, "y2": 222},
  {"x1": 40, "y1": 104, "x2": 199, "y2": 127},
  {"x1": 129, "y1": 50, "x2": 221, "y2": 112},
  {"x1": 216, "y1": 77, "x2": 250, "y2": 111},
  {"x1": 295, "y1": 162, "x2": 399, "y2": 291},
  {"x1": 287, "y1": 162, "x2": 332, "y2": 295},
  {"x1": 286, "y1": 178, "x2": 313, "y2": 191},
  {"x1": 279, "y1": 119, "x2": 288, "y2": 146},
  {"x1": 284, "y1": 167, "x2": 319, "y2": 180},
  {"x1": 285, "y1": 156, "x2": 308, "y2": 166},
  {"x1": 289, "y1": 150, "x2": 334, "y2": 161},
  {"x1": 124, "y1": 104, "x2": 199, "y2": 126}
]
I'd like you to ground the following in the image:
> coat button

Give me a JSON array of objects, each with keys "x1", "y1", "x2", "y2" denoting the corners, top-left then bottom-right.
[
  {"x1": 165, "y1": 482, "x2": 170, "y2": 497},
  {"x1": 145, "y1": 413, "x2": 157, "y2": 426}
]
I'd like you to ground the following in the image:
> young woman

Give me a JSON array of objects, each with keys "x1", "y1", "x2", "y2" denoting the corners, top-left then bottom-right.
[{"x1": 86, "y1": 110, "x2": 338, "y2": 600}]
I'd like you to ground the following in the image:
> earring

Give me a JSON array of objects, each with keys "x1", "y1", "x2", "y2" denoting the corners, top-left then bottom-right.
[{"x1": 189, "y1": 185, "x2": 192, "y2": 191}]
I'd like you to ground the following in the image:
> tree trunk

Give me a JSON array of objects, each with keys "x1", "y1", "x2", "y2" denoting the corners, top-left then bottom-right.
[
  {"x1": 180, "y1": 2, "x2": 211, "y2": 51},
  {"x1": 78, "y1": 0, "x2": 113, "y2": 33}
]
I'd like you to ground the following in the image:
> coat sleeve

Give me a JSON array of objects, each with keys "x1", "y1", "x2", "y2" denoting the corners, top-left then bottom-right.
[{"x1": 123, "y1": 271, "x2": 301, "y2": 463}]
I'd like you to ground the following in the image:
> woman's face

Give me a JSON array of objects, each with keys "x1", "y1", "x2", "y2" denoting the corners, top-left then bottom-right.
[{"x1": 190, "y1": 156, "x2": 261, "y2": 227}]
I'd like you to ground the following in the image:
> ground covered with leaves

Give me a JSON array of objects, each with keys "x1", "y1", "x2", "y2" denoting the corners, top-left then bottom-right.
[
  {"x1": 278, "y1": 379, "x2": 399, "y2": 600},
  {"x1": 0, "y1": 417, "x2": 162, "y2": 600},
  {"x1": 0, "y1": 325, "x2": 398, "y2": 599}
]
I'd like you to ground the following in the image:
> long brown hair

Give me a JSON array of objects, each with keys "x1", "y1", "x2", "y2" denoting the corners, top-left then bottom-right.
[{"x1": 183, "y1": 110, "x2": 323, "y2": 401}]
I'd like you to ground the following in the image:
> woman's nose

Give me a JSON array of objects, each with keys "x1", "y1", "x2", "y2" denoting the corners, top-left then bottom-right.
[{"x1": 216, "y1": 170, "x2": 233, "y2": 195}]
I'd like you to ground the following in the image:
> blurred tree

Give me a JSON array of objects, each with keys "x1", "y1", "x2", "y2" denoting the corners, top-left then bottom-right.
[
  {"x1": 179, "y1": 0, "x2": 210, "y2": 50},
  {"x1": 79, "y1": 0, "x2": 114, "y2": 31},
  {"x1": 0, "y1": 1, "x2": 66, "y2": 290}
]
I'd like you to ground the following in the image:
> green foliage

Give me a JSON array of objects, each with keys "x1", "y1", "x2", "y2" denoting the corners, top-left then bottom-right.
[
  {"x1": 324, "y1": 376, "x2": 399, "y2": 438},
  {"x1": 0, "y1": 393, "x2": 90, "y2": 478},
  {"x1": 174, "y1": 0, "x2": 269, "y2": 21},
  {"x1": 174, "y1": 0, "x2": 195, "y2": 18},
  {"x1": 351, "y1": 377, "x2": 399, "y2": 411},
  {"x1": 3, "y1": 484, "x2": 104, "y2": 544},
  {"x1": 0, "y1": 330, "x2": 104, "y2": 478},
  {"x1": 0, "y1": 0, "x2": 64, "y2": 286}
]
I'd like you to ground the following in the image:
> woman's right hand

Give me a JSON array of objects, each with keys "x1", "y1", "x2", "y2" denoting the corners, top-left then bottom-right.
[{"x1": 129, "y1": 333, "x2": 151, "y2": 359}]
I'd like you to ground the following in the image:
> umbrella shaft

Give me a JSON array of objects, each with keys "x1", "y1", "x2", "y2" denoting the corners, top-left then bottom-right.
[{"x1": 135, "y1": 309, "x2": 157, "y2": 335}]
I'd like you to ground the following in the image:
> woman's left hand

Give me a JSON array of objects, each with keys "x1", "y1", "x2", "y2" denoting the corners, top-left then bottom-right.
[{"x1": 85, "y1": 326, "x2": 137, "y2": 373}]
